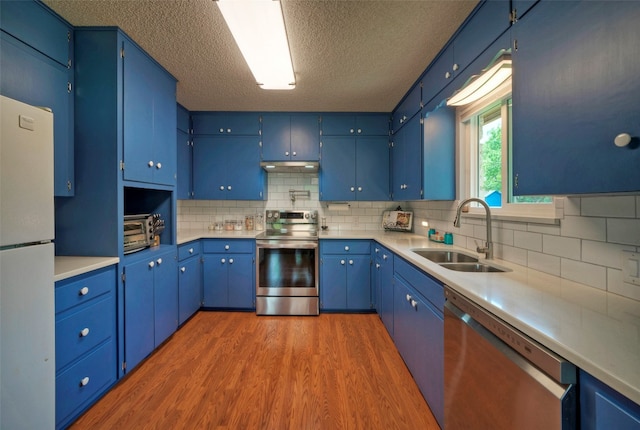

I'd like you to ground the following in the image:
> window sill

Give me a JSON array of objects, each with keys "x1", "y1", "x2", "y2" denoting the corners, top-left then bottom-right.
[{"x1": 462, "y1": 211, "x2": 561, "y2": 226}]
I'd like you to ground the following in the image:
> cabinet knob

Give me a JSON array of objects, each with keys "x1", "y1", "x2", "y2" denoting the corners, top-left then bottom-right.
[
  {"x1": 411, "y1": 299, "x2": 418, "y2": 309},
  {"x1": 292, "y1": 151, "x2": 297, "y2": 156},
  {"x1": 229, "y1": 258, "x2": 234, "y2": 264},
  {"x1": 614, "y1": 133, "x2": 632, "y2": 147},
  {"x1": 220, "y1": 185, "x2": 225, "y2": 191},
  {"x1": 148, "y1": 261, "x2": 155, "y2": 268},
  {"x1": 406, "y1": 294, "x2": 411, "y2": 302},
  {"x1": 350, "y1": 128, "x2": 355, "y2": 134},
  {"x1": 79, "y1": 327, "x2": 90, "y2": 337},
  {"x1": 180, "y1": 267, "x2": 186, "y2": 273},
  {"x1": 227, "y1": 128, "x2": 232, "y2": 133},
  {"x1": 375, "y1": 248, "x2": 379, "y2": 253},
  {"x1": 157, "y1": 258, "x2": 163, "y2": 265},
  {"x1": 376, "y1": 263, "x2": 380, "y2": 269},
  {"x1": 221, "y1": 258, "x2": 226, "y2": 264},
  {"x1": 357, "y1": 129, "x2": 362, "y2": 134},
  {"x1": 224, "y1": 244, "x2": 230, "y2": 250},
  {"x1": 148, "y1": 160, "x2": 154, "y2": 167},
  {"x1": 340, "y1": 259, "x2": 345, "y2": 265},
  {"x1": 79, "y1": 286, "x2": 89, "y2": 296},
  {"x1": 80, "y1": 377, "x2": 90, "y2": 387},
  {"x1": 350, "y1": 186, "x2": 355, "y2": 192},
  {"x1": 399, "y1": 118, "x2": 404, "y2": 124},
  {"x1": 285, "y1": 151, "x2": 290, "y2": 156},
  {"x1": 156, "y1": 162, "x2": 162, "y2": 169},
  {"x1": 452, "y1": 63, "x2": 459, "y2": 71},
  {"x1": 219, "y1": 128, "x2": 224, "y2": 133},
  {"x1": 227, "y1": 185, "x2": 232, "y2": 191},
  {"x1": 445, "y1": 71, "x2": 451, "y2": 79},
  {"x1": 348, "y1": 259, "x2": 354, "y2": 265},
  {"x1": 383, "y1": 254, "x2": 388, "y2": 260},
  {"x1": 357, "y1": 186, "x2": 362, "y2": 192},
  {"x1": 189, "y1": 248, "x2": 194, "y2": 254},
  {"x1": 344, "y1": 246, "x2": 350, "y2": 251}
]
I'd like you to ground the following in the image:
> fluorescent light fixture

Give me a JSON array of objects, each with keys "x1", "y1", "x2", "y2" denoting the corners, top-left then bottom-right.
[
  {"x1": 304, "y1": 164, "x2": 315, "y2": 169},
  {"x1": 265, "y1": 165, "x2": 276, "y2": 169},
  {"x1": 447, "y1": 52, "x2": 512, "y2": 106},
  {"x1": 216, "y1": 0, "x2": 295, "y2": 90}
]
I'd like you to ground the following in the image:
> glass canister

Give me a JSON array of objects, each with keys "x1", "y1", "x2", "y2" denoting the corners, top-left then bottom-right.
[
  {"x1": 224, "y1": 219, "x2": 235, "y2": 231},
  {"x1": 245, "y1": 215, "x2": 254, "y2": 231},
  {"x1": 255, "y1": 212, "x2": 264, "y2": 231},
  {"x1": 234, "y1": 220, "x2": 243, "y2": 231}
]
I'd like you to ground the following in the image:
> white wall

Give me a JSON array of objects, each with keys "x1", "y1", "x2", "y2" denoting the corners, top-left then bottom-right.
[{"x1": 178, "y1": 173, "x2": 640, "y2": 302}]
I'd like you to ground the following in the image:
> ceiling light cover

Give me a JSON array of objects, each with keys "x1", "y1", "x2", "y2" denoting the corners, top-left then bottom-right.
[
  {"x1": 447, "y1": 51, "x2": 512, "y2": 106},
  {"x1": 216, "y1": 0, "x2": 295, "y2": 90}
]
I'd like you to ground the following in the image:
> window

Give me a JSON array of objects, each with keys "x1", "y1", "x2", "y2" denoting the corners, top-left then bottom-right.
[{"x1": 457, "y1": 77, "x2": 554, "y2": 218}]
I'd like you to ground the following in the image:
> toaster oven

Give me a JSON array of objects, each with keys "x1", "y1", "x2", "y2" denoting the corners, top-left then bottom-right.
[{"x1": 123, "y1": 214, "x2": 153, "y2": 254}]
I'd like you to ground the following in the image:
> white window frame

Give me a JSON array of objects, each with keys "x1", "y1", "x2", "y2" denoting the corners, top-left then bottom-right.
[{"x1": 455, "y1": 77, "x2": 560, "y2": 221}]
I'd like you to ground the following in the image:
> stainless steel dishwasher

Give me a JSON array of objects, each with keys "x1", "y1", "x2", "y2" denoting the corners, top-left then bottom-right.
[{"x1": 444, "y1": 287, "x2": 577, "y2": 429}]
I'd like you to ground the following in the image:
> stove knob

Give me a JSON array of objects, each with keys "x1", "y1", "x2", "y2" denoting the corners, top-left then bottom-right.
[
  {"x1": 310, "y1": 212, "x2": 317, "y2": 219},
  {"x1": 266, "y1": 211, "x2": 272, "y2": 219},
  {"x1": 304, "y1": 213, "x2": 309, "y2": 219},
  {"x1": 273, "y1": 212, "x2": 279, "y2": 219}
]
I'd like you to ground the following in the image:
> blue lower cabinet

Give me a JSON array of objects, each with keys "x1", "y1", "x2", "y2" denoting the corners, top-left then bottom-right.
[
  {"x1": 320, "y1": 240, "x2": 372, "y2": 311},
  {"x1": 178, "y1": 242, "x2": 202, "y2": 325},
  {"x1": 123, "y1": 248, "x2": 178, "y2": 373},
  {"x1": 54, "y1": 265, "x2": 117, "y2": 429},
  {"x1": 202, "y1": 239, "x2": 255, "y2": 309},
  {"x1": 580, "y1": 370, "x2": 640, "y2": 430},
  {"x1": 372, "y1": 244, "x2": 394, "y2": 336},
  {"x1": 392, "y1": 259, "x2": 444, "y2": 428}
]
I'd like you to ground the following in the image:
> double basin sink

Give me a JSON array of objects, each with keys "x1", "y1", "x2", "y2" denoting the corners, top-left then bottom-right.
[{"x1": 412, "y1": 249, "x2": 510, "y2": 273}]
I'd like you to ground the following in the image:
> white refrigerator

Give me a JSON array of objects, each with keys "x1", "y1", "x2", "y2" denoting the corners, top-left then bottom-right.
[{"x1": 1, "y1": 95, "x2": 55, "y2": 429}]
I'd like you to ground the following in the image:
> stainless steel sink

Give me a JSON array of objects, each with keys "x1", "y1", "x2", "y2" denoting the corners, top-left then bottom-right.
[
  {"x1": 439, "y1": 262, "x2": 510, "y2": 273},
  {"x1": 412, "y1": 249, "x2": 478, "y2": 263}
]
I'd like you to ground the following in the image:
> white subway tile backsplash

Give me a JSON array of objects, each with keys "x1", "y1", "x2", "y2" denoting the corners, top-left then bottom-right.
[
  {"x1": 561, "y1": 259, "x2": 607, "y2": 290},
  {"x1": 581, "y1": 196, "x2": 636, "y2": 218},
  {"x1": 607, "y1": 218, "x2": 640, "y2": 246},
  {"x1": 528, "y1": 223, "x2": 560, "y2": 236},
  {"x1": 582, "y1": 240, "x2": 635, "y2": 269},
  {"x1": 607, "y1": 269, "x2": 640, "y2": 301},
  {"x1": 514, "y1": 231, "x2": 543, "y2": 252},
  {"x1": 543, "y1": 235, "x2": 581, "y2": 259},
  {"x1": 528, "y1": 251, "x2": 560, "y2": 276},
  {"x1": 561, "y1": 215, "x2": 606, "y2": 241}
]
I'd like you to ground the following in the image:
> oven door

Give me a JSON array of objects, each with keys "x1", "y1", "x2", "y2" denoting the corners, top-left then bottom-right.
[{"x1": 256, "y1": 239, "x2": 318, "y2": 298}]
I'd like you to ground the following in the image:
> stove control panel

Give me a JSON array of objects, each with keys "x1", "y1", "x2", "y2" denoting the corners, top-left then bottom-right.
[{"x1": 265, "y1": 210, "x2": 318, "y2": 224}]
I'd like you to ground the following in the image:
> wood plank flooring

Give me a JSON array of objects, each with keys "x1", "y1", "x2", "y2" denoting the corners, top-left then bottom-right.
[{"x1": 69, "y1": 312, "x2": 440, "y2": 430}]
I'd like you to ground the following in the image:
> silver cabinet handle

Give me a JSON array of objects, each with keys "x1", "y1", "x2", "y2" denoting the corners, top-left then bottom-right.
[
  {"x1": 376, "y1": 263, "x2": 380, "y2": 269},
  {"x1": 80, "y1": 377, "x2": 90, "y2": 387},
  {"x1": 350, "y1": 186, "x2": 355, "y2": 192},
  {"x1": 221, "y1": 258, "x2": 226, "y2": 264},
  {"x1": 79, "y1": 286, "x2": 89, "y2": 296},
  {"x1": 219, "y1": 128, "x2": 224, "y2": 133},
  {"x1": 285, "y1": 151, "x2": 290, "y2": 156},
  {"x1": 406, "y1": 294, "x2": 411, "y2": 302},
  {"x1": 148, "y1": 160, "x2": 154, "y2": 167},
  {"x1": 189, "y1": 248, "x2": 194, "y2": 254},
  {"x1": 411, "y1": 299, "x2": 418, "y2": 309},
  {"x1": 383, "y1": 254, "x2": 388, "y2": 260},
  {"x1": 229, "y1": 258, "x2": 234, "y2": 264},
  {"x1": 344, "y1": 246, "x2": 350, "y2": 251},
  {"x1": 445, "y1": 71, "x2": 451, "y2": 79},
  {"x1": 227, "y1": 128, "x2": 232, "y2": 133},
  {"x1": 292, "y1": 151, "x2": 297, "y2": 156},
  {"x1": 452, "y1": 63, "x2": 459, "y2": 71},
  {"x1": 357, "y1": 186, "x2": 362, "y2": 192},
  {"x1": 224, "y1": 244, "x2": 230, "y2": 250},
  {"x1": 79, "y1": 327, "x2": 90, "y2": 337},
  {"x1": 219, "y1": 185, "x2": 225, "y2": 190},
  {"x1": 350, "y1": 128, "x2": 355, "y2": 134},
  {"x1": 156, "y1": 258, "x2": 163, "y2": 265},
  {"x1": 227, "y1": 185, "x2": 232, "y2": 191},
  {"x1": 375, "y1": 248, "x2": 379, "y2": 253},
  {"x1": 156, "y1": 162, "x2": 162, "y2": 169},
  {"x1": 148, "y1": 261, "x2": 155, "y2": 268},
  {"x1": 348, "y1": 260, "x2": 354, "y2": 265},
  {"x1": 340, "y1": 259, "x2": 345, "y2": 265},
  {"x1": 357, "y1": 128, "x2": 362, "y2": 134},
  {"x1": 180, "y1": 267, "x2": 186, "y2": 273}
]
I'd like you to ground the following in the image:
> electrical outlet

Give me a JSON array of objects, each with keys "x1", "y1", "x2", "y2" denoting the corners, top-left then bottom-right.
[{"x1": 622, "y1": 251, "x2": 640, "y2": 285}]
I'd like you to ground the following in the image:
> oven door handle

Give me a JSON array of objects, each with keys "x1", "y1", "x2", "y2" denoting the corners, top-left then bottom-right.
[{"x1": 256, "y1": 241, "x2": 318, "y2": 249}]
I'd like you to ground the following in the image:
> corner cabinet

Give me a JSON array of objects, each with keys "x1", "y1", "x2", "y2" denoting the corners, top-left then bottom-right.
[
  {"x1": 320, "y1": 240, "x2": 372, "y2": 312},
  {"x1": 191, "y1": 112, "x2": 266, "y2": 200},
  {"x1": 202, "y1": 239, "x2": 255, "y2": 309},
  {"x1": 262, "y1": 113, "x2": 320, "y2": 161},
  {"x1": 512, "y1": 1, "x2": 640, "y2": 195},
  {"x1": 0, "y1": 0, "x2": 75, "y2": 196}
]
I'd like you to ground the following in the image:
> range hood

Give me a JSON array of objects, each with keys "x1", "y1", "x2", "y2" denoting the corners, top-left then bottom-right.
[{"x1": 260, "y1": 161, "x2": 319, "y2": 173}]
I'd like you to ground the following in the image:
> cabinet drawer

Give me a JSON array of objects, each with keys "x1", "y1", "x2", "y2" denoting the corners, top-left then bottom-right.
[
  {"x1": 178, "y1": 241, "x2": 201, "y2": 261},
  {"x1": 56, "y1": 294, "x2": 115, "y2": 371},
  {"x1": 394, "y1": 257, "x2": 444, "y2": 312},
  {"x1": 202, "y1": 239, "x2": 254, "y2": 254},
  {"x1": 55, "y1": 266, "x2": 116, "y2": 314},
  {"x1": 321, "y1": 240, "x2": 371, "y2": 255},
  {"x1": 56, "y1": 339, "x2": 116, "y2": 426}
]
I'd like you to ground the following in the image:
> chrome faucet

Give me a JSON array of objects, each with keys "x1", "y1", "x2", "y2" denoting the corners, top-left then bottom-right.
[{"x1": 453, "y1": 198, "x2": 493, "y2": 260}]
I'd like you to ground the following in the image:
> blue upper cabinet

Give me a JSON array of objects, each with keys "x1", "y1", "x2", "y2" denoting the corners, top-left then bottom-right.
[
  {"x1": 421, "y1": 0, "x2": 511, "y2": 108},
  {"x1": 122, "y1": 38, "x2": 177, "y2": 187},
  {"x1": 391, "y1": 113, "x2": 422, "y2": 201},
  {"x1": 512, "y1": 0, "x2": 640, "y2": 195},
  {"x1": 262, "y1": 113, "x2": 320, "y2": 161},
  {"x1": 321, "y1": 113, "x2": 390, "y2": 136},
  {"x1": 511, "y1": 0, "x2": 538, "y2": 22},
  {"x1": 423, "y1": 102, "x2": 455, "y2": 200},
  {"x1": 392, "y1": 83, "x2": 422, "y2": 133},
  {"x1": 0, "y1": 1, "x2": 74, "y2": 196},
  {"x1": 176, "y1": 104, "x2": 192, "y2": 199},
  {"x1": 191, "y1": 112, "x2": 260, "y2": 136}
]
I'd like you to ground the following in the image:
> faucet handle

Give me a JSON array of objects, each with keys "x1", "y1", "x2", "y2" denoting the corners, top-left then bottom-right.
[{"x1": 475, "y1": 240, "x2": 488, "y2": 253}]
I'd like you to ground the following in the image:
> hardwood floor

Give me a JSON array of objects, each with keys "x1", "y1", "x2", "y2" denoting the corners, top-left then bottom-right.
[{"x1": 69, "y1": 312, "x2": 440, "y2": 429}]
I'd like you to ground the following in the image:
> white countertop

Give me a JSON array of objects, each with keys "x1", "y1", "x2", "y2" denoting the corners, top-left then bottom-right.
[
  {"x1": 179, "y1": 228, "x2": 640, "y2": 404},
  {"x1": 54, "y1": 256, "x2": 119, "y2": 282}
]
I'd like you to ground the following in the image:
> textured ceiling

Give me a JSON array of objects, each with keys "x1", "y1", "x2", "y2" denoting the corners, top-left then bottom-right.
[{"x1": 42, "y1": 0, "x2": 479, "y2": 112}]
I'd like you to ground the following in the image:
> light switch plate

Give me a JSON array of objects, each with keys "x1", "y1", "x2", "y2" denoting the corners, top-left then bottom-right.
[{"x1": 622, "y1": 251, "x2": 640, "y2": 285}]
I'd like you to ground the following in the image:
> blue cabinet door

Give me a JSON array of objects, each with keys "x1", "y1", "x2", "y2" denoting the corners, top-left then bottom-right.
[
  {"x1": 153, "y1": 251, "x2": 178, "y2": 346},
  {"x1": 227, "y1": 136, "x2": 265, "y2": 200},
  {"x1": 123, "y1": 258, "x2": 155, "y2": 372},
  {"x1": 321, "y1": 114, "x2": 355, "y2": 136},
  {"x1": 356, "y1": 114, "x2": 390, "y2": 136},
  {"x1": 177, "y1": 128, "x2": 191, "y2": 199},
  {"x1": 261, "y1": 113, "x2": 291, "y2": 161},
  {"x1": 191, "y1": 112, "x2": 260, "y2": 136},
  {"x1": 0, "y1": 33, "x2": 74, "y2": 196},
  {"x1": 393, "y1": 84, "x2": 422, "y2": 133},
  {"x1": 178, "y1": 256, "x2": 202, "y2": 325},
  {"x1": 512, "y1": 1, "x2": 640, "y2": 195},
  {"x1": 192, "y1": 136, "x2": 228, "y2": 199},
  {"x1": 356, "y1": 136, "x2": 390, "y2": 201},
  {"x1": 392, "y1": 114, "x2": 422, "y2": 200},
  {"x1": 322, "y1": 113, "x2": 389, "y2": 136},
  {"x1": 123, "y1": 39, "x2": 176, "y2": 186},
  {"x1": 291, "y1": 114, "x2": 320, "y2": 161},
  {"x1": 320, "y1": 136, "x2": 356, "y2": 201},
  {"x1": 227, "y1": 254, "x2": 254, "y2": 309},
  {"x1": 423, "y1": 102, "x2": 455, "y2": 200},
  {"x1": 321, "y1": 256, "x2": 347, "y2": 310},
  {"x1": 373, "y1": 245, "x2": 394, "y2": 336},
  {"x1": 346, "y1": 255, "x2": 371, "y2": 310},
  {"x1": 203, "y1": 255, "x2": 228, "y2": 307},
  {"x1": 580, "y1": 369, "x2": 640, "y2": 430}
]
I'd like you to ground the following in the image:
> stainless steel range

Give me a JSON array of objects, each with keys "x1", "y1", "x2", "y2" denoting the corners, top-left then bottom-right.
[{"x1": 256, "y1": 210, "x2": 319, "y2": 316}]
